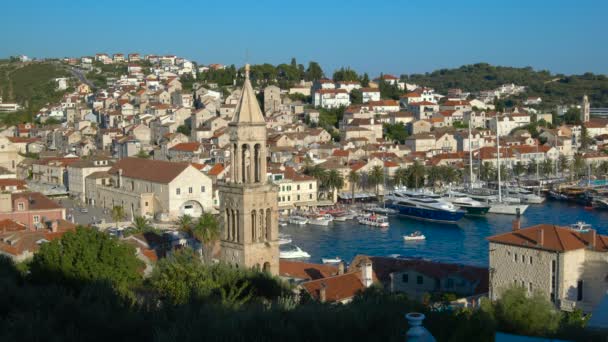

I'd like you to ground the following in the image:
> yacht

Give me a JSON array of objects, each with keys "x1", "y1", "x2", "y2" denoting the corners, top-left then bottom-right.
[
  {"x1": 403, "y1": 231, "x2": 426, "y2": 241},
  {"x1": 509, "y1": 187, "x2": 545, "y2": 204},
  {"x1": 278, "y1": 233, "x2": 292, "y2": 245},
  {"x1": 385, "y1": 189, "x2": 465, "y2": 223},
  {"x1": 279, "y1": 245, "x2": 311, "y2": 259},
  {"x1": 442, "y1": 191, "x2": 490, "y2": 216},
  {"x1": 462, "y1": 188, "x2": 529, "y2": 215},
  {"x1": 366, "y1": 206, "x2": 399, "y2": 216},
  {"x1": 321, "y1": 257, "x2": 342, "y2": 264},
  {"x1": 569, "y1": 221, "x2": 592, "y2": 233},
  {"x1": 288, "y1": 216, "x2": 308, "y2": 225},
  {"x1": 358, "y1": 214, "x2": 390, "y2": 228},
  {"x1": 307, "y1": 214, "x2": 332, "y2": 226}
]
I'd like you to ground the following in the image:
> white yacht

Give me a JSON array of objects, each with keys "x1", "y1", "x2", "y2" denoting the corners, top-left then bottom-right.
[
  {"x1": 403, "y1": 231, "x2": 426, "y2": 241},
  {"x1": 509, "y1": 187, "x2": 545, "y2": 204},
  {"x1": 322, "y1": 257, "x2": 342, "y2": 264},
  {"x1": 462, "y1": 188, "x2": 529, "y2": 215},
  {"x1": 307, "y1": 214, "x2": 332, "y2": 226},
  {"x1": 279, "y1": 245, "x2": 311, "y2": 259},
  {"x1": 358, "y1": 214, "x2": 390, "y2": 228},
  {"x1": 442, "y1": 191, "x2": 491, "y2": 216},
  {"x1": 569, "y1": 221, "x2": 592, "y2": 233},
  {"x1": 385, "y1": 189, "x2": 465, "y2": 223},
  {"x1": 288, "y1": 216, "x2": 308, "y2": 225}
]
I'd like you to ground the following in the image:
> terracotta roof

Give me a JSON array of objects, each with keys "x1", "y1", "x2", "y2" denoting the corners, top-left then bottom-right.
[
  {"x1": 0, "y1": 219, "x2": 26, "y2": 233},
  {"x1": 279, "y1": 260, "x2": 339, "y2": 280},
  {"x1": 488, "y1": 224, "x2": 608, "y2": 252},
  {"x1": 301, "y1": 272, "x2": 366, "y2": 302},
  {"x1": 332, "y1": 149, "x2": 350, "y2": 157},
  {"x1": 207, "y1": 164, "x2": 225, "y2": 176},
  {"x1": 11, "y1": 192, "x2": 63, "y2": 211},
  {"x1": 409, "y1": 101, "x2": 437, "y2": 106},
  {"x1": 360, "y1": 87, "x2": 380, "y2": 93},
  {"x1": 316, "y1": 88, "x2": 348, "y2": 94},
  {"x1": 0, "y1": 179, "x2": 27, "y2": 191},
  {"x1": 108, "y1": 158, "x2": 191, "y2": 184},
  {"x1": 169, "y1": 142, "x2": 201, "y2": 152},
  {"x1": 0, "y1": 219, "x2": 76, "y2": 258}
]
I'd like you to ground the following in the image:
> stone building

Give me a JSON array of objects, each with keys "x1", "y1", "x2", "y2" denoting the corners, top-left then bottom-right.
[
  {"x1": 263, "y1": 85, "x2": 281, "y2": 114},
  {"x1": 488, "y1": 223, "x2": 608, "y2": 313},
  {"x1": 85, "y1": 158, "x2": 213, "y2": 219},
  {"x1": 219, "y1": 64, "x2": 280, "y2": 275}
]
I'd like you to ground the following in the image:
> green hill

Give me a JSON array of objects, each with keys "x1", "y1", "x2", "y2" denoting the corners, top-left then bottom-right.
[
  {"x1": 404, "y1": 63, "x2": 608, "y2": 109},
  {"x1": 0, "y1": 60, "x2": 70, "y2": 123}
]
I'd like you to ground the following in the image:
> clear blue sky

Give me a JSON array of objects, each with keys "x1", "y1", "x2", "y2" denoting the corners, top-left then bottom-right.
[{"x1": 2, "y1": 0, "x2": 606, "y2": 76}]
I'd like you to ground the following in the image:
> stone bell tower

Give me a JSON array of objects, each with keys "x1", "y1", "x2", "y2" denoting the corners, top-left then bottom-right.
[
  {"x1": 218, "y1": 64, "x2": 279, "y2": 275},
  {"x1": 582, "y1": 95, "x2": 590, "y2": 123}
]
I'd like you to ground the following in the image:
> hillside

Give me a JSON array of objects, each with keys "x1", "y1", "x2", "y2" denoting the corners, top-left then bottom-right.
[
  {"x1": 0, "y1": 60, "x2": 70, "y2": 123},
  {"x1": 404, "y1": 63, "x2": 608, "y2": 108}
]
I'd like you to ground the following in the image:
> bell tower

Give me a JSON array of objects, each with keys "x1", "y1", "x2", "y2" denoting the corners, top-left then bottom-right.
[
  {"x1": 582, "y1": 95, "x2": 590, "y2": 123},
  {"x1": 219, "y1": 64, "x2": 279, "y2": 275}
]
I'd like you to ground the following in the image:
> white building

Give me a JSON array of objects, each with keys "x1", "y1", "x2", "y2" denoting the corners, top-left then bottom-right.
[
  {"x1": 361, "y1": 88, "x2": 381, "y2": 103},
  {"x1": 313, "y1": 89, "x2": 350, "y2": 109}
]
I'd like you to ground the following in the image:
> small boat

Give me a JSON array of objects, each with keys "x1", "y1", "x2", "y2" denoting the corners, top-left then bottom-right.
[
  {"x1": 321, "y1": 257, "x2": 342, "y2": 264},
  {"x1": 307, "y1": 214, "x2": 332, "y2": 226},
  {"x1": 278, "y1": 233, "x2": 292, "y2": 245},
  {"x1": 279, "y1": 246, "x2": 311, "y2": 259},
  {"x1": 593, "y1": 196, "x2": 608, "y2": 210},
  {"x1": 288, "y1": 216, "x2": 308, "y2": 225},
  {"x1": 358, "y1": 214, "x2": 389, "y2": 228},
  {"x1": 569, "y1": 221, "x2": 592, "y2": 233},
  {"x1": 403, "y1": 231, "x2": 426, "y2": 241}
]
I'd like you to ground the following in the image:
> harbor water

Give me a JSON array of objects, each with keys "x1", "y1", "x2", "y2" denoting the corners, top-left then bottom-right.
[{"x1": 280, "y1": 201, "x2": 608, "y2": 267}]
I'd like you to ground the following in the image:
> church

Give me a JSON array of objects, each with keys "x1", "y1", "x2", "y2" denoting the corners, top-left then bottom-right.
[{"x1": 218, "y1": 64, "x2": 280, "y2": 275}]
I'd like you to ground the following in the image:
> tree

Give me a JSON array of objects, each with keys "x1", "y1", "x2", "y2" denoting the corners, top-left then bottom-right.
[
  {"x1": 580, "y1": 125, "x2": 593, "y2": 150},
  {"x1": 132, "y1": 216, "x2": 152, "y2": 233},
  {"x1": 392, "y1": 167, "x2": 409, "y2": 188},
  {"x1": 360, "y1": 73, "x2": 370, "y2": 87},
  {"x1": 184, "y1": 213, "x2": 221, "y2": 264},
  {"x1": 177, "y1": 214, "x2": 193, "y2": 232},
  {"x1": 347, "y1": 170, "x2": 360, "y2": 204},
  {"x1": 177, "y1": 124, "x2": 191, "y2": 136},
  {"x1": 350, "y1": 88, "x2": 362, "y2": 104},
  {"x1": 572, "y1": 153, "x2": 586, "y2": 178},
  {"x1": 407, "y1": 161, "x2": 426, "y2": 188},
  {"x1": 541, "y1": 159, "x2": 553, "y2": 177},
  {"x1": 480, "y1": 162, "x2": 495, "y2": 182},
  {"x1": 558, "y1": 154, "x2": 569, "y2": 177},
  {"x1": 111, "y1": 205, "x2": 126, "y2": 228},
  {"x1": 383, "y1": 123, "x2": 409, "y2": 143},
  {"x1": 368, "y1": 165, "x2": 385, "y2": 200},
  {"x1": 324, "y1": 169, "x2": 344, "y2": 202},
  {"x1": 136, "y1": 148, "x2": 150, "y2": 159},
  {"x1": 513, "y1": 162, "x2": 525, "y2": 178},
  {"x1": 29, "y1": 227, "x2": 143, "y2": 290},
  {"x1": 487, "y1": 285, "x2": 562, "y2": 336},
  {"x1": 332, "y1": 67, "x2": 359, "y2": 82},
  {"x1": 305, "y1": 61, "x2": 324, "y2": 82}
]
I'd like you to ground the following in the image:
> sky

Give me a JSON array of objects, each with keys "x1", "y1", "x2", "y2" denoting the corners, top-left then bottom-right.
[{"x1": 1, "y1": 0, "x2": 607, "y2": 76}]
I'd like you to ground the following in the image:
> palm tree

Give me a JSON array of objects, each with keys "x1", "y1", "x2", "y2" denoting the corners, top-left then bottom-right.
[
  {"x1": 133, "y1": 216, "x2": 152, "y2": 233},
  {"x1": 408, "y1": 161, "x2": 426, "y2": 189},
  {"x1": 572, "y1": 153, "x2": 586, "y2": 179},
  {"x1": 347, "y1": 170, "x2": 360, "y2": 205},
  {"x1": 426, "y1": 166, "x2": 441, "y2": 189},
  {"x1": 177, "y1": 214, "x2": 193, "y2": 232},
  {"x1": 513, "y1": 162, "x2": 525, "y2": 178},
  {"x1": 303, "y1": 165, "x2": 328, "y2": 199},
  {"x1": 368, "y1": 165, "x2": 384, "y2": 200},
  {"x1": 111, "y1": 206, "x2": 126, "y2": 228},
  {"x1": 480, "y1": 162, "x2": 495, "y2": 182},
  {"x1": 597, "y1": 161, "x2": 608, "y2": 177},
  {"x1": 325, "y1": 169, "x2": 344, "y2": 202},
  {"x1": 541, "y1": 159, "x2": 553, "y2": 177},
  {"x1": 187, "y1": 213, "x2": 221, "y2": 264},
  {"x1": 558, "y1": 155, "x2": 569, "y2": 177},
  {"x1": 393, "y1": 167, "x2": 408, "y2": 188}
]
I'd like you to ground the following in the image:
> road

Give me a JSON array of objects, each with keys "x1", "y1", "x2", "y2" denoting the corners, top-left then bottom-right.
[
  {"x1": 57, "y1": 197, "x2": 113, "y2": 226},
  {"x1": 68, "y1": 66, "x2": 95, "y2": 89}
]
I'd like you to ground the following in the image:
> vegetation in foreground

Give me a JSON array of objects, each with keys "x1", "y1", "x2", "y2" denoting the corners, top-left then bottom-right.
[{"x1": 0, "y1": 226, "x2": 602, "y2": 341}]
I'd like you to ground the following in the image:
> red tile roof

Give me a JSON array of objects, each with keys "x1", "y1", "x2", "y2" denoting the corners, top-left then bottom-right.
[
  {"x1": 108, "y1": 158, "x2": 191, "y2": 183},
  {"x1": 301, "y1": 272, "x2": 366, "y2": 302},
  {"x1": 207, "y1": 164, "x2": 225, "y2": 176},
  {"x1": 488, "y1": 224, "x2": 608, "y2": 252},
  {"x1": 279, "y1": 260, "x2": 339, "y2": 280},
  {"x1": 169, "y1": 142, "x2": 201, "y2": 152}
]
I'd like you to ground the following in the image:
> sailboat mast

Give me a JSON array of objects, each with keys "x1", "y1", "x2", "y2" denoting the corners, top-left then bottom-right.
[
  {"x1": 469, "y1": 113, "x2": 474, "y2": 186},
  {"x1": 496, "y1": 117, "x2": 502, "y2": 203}
]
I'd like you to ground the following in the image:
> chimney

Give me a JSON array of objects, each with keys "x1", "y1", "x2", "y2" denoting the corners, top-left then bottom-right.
[
  {"x1": 319, "y1": 283, "x2": 327, "y2": 303},
  {"x1": 583, "y1": 229, "x2": 597, "y2": 249},
  {"x1": 512, "y1": 218, "x2": 521, "y2": 231},
  {"x1": 537, "y1": 228, "x2": 544, "y2": 247},
  {"x1": 361, "y1": 258, "x2": 373, "y2": 288},
  {"x1": 118, "y1": 168, "x2": 123, "y2": 188},
  {"x1": 406, "y1": 312, "x2": 436, "y2": 342},
  {"x1": 337, "y1": 262, "x2": 345, "y2": 275},
  {"x1": 50, "y1": 220, "x2": 58, "y2": 233}
]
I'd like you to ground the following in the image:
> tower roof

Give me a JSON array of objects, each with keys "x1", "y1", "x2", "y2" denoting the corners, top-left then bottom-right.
[{"x1": 232, "y1": 64, "x2": 266, "y2": 125}]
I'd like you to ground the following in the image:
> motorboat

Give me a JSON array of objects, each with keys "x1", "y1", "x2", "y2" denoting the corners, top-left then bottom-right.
[
  {"x1": 403, "y1": 231, "x2": 426, "y2": 241},
  {"x1": 278, "y1": 233, "x2": 292, "y2": 245},
  {"x1": 461, "y1": 188, "x2": 528, "y2": 215},
  {"x1": 442, "y1": 191, "x2": 490, "y2": 216},
  {"x1": 487, "y1": 203, "x2": 529, "y2": 215},
  {"x1": 358, "y1": 214, "x2": 390, "y2": 228},
  {"x1": 288, "y1": 216, "x2": 308, "y2": 225},
  {"x1": 385, "y1": 189, "x2": 465, "y2": 223},
  {"x1": 279, "y1": 245, "x2": 311, "y2": 259},
  {"x1": 509, "y1": 187, "x2": 545, "y2": 204},
  {"x1": 321, "y1": 257, "x2": 342, "y2": 264},
  {"x1": 569, "y1": 221, "x2": 592, "y2": 233},
  {"x1": 307, "y1": 214, "x2": 332, "y2": 226}
]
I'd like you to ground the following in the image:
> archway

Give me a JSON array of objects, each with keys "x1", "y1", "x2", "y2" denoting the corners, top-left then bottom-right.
[
  {"x1": 179, "y1": 200, "x2": 203, "y2": 217},
  {"x1": 263, "y1": 262, "x2": 271, "y2": 273}
]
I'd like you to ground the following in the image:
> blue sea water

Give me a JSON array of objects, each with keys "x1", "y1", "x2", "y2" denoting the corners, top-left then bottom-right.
[{"x1": 280, "y1": 201, "x2": 608, "y2": 267}]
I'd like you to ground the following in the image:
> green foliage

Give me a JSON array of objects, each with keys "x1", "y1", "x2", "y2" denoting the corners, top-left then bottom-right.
[
  {"x1": 368, "y1": 165, "x2": 385, "y2": 199},
  {"x1": 486, "y1": 286, "x2": 562, "y2": 336},
  {"x1": 135, "y1": 148, "x2": 150, "y2": 159},
  {"x1": 384, "y1": 123, "x2": 409, "y2": 143},
  {"x1": 405, "y1": 63, "x2": 608, "y2": 109},
  {"x1": 112, "y1": 205, "x2": 126, "y2": 226},
  {"x1": 29, "y1": 227, "x2": 143, "y2": 290},
  {"x1": 318, "y1": 106, "x2": 345, "y2": 129},
  {"x1": 177, "y1": 124, "x2": 191, "y2": 136},
  {"x1": 305, "y1": 61, "x2": 324, "y2": 82},
  {"x1": 332, "y1": 67, "x2": 359, "y2": 82},
  {"x1": 180, "y1": 74, "x2": 196, "y2": 92},
  {"x1": 179, "y1": 213, "x2": 221, "y2": 263},
  {"x1": 350, "y1": 88, "x2": 362, "y2": 104},
  {"x1": 378, "y1": 79, "x2": 403, "y2": 100}
]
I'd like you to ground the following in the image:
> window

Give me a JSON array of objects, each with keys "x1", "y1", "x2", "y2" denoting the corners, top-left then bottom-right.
[
  {"x1": 309, "y1": 183, "x2": 312, "y2": 189},
  {"x1": 529, "y1": 256, "x2": 533, "y2": 265},
  {"x1": 447, "y1": 278, "x2": 454, "y2": 289},
  {"x1": 145, "y1": 202, "x2": 148, "y2": 207},
  {"x1": 577, "y1": 280, "x2": 584, "y2": 301},
  {"x1": 297, "y1": 185, "x2": 300, "y2": 190},
  {"x1": 551, "y1": 260, "x2": 556, "y2": 302},
  {"x1": 514, "y1": 253, "x2": 518, "y2": 262},
  {"x1": 288, "y1": 196, "x2": 291, "y2": 201},
  {"x1": 528, "y1": 282, "x2": 533, "y2": 293},
  {"x1": 416, "y1": 275, "x2": 423, "y2": 285},
  {"x1": 33, "y1": 215, "x2": 39, "y2": 223},
  {"x1": 402, "y1": 274, "x2": 409, "y2": 283},
  {"x1": 17, "y1": 203, "x2": 24, "y2": 211},
  {"x1": 176, "y1": 188, "x2": 181, "y2": 195},
  {"x1": 297, "y1": 195, "x2": 300, "y2": 201},
  {"x1": 189, "y1": 187, "x2": 193, "y2": 194},
  {"x1": 309, "y1": 194, "x2": 312, "y2": 199},
  {"x1": 201, "y1": 186, "x2": 205, "y2": 192}
]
